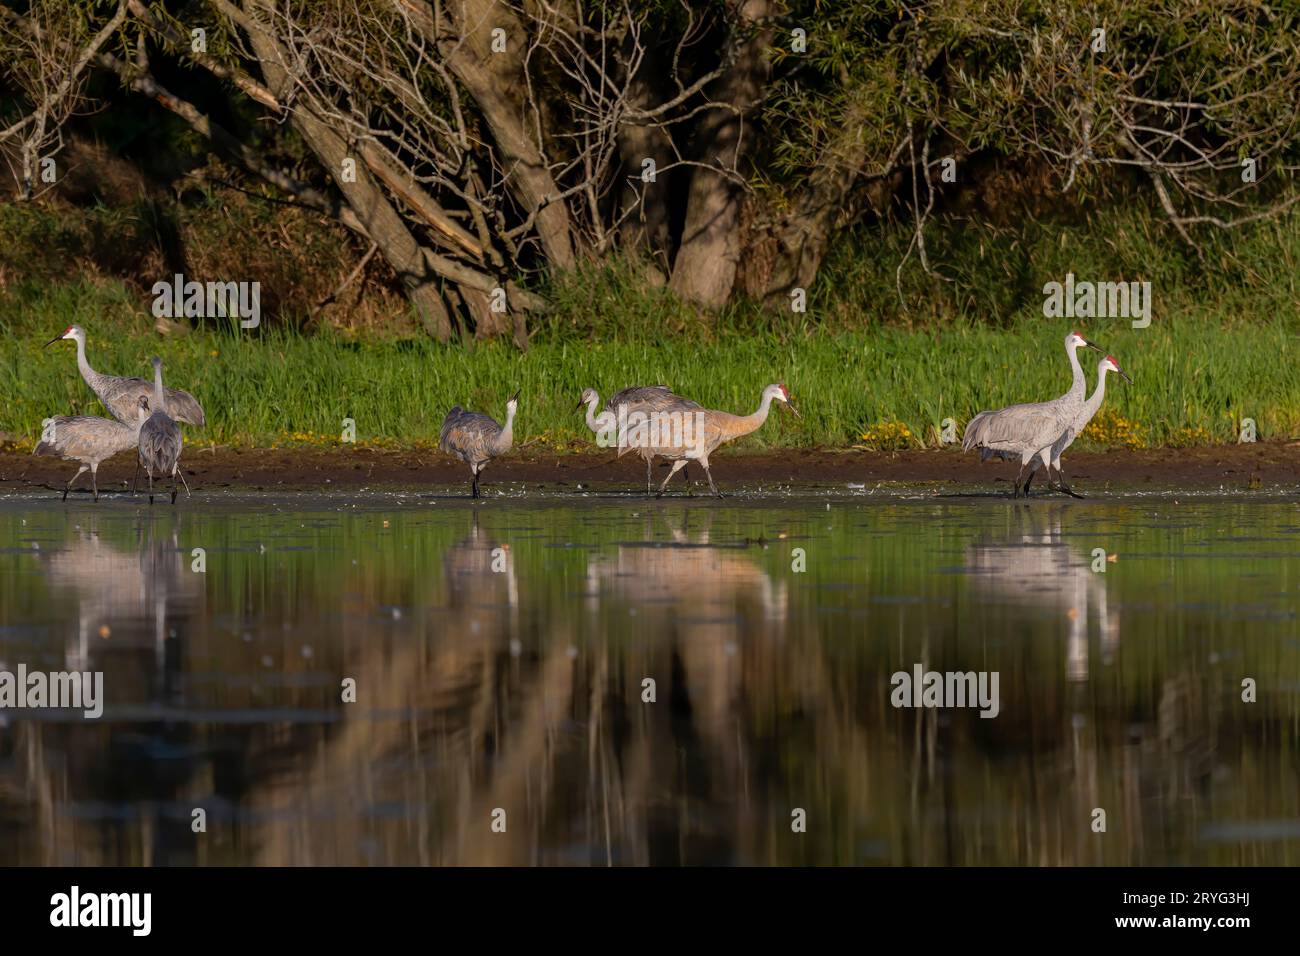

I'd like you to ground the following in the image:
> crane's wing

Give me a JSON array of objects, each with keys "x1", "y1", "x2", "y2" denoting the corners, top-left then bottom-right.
[
  {"x1": 963, "y1": 402, "x2": 1069, "y2": 455},
  {"x1": 607, "y1": 386, "x2": 704, "y2": 457},
  {"x1": 97, "y1": 377, "x2": 206, "y2": 427},
  {"x1": 606, "y1": 385, "x2": 702, "y2": 414},
  {"x1": 34, "y1": 416, "x2": 137, "y2": 461},
  {"x1": 440, "y1": 407, "x2": 501, "y2": 462}
]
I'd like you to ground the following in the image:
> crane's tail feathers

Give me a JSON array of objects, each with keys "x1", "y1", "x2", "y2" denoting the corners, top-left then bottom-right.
[
  {"x1": 169, "y1": 388, "x2": 206, "y2": 427},
  {"x1": 961, "y1": 412, "x2": 990, "y2": 452}
]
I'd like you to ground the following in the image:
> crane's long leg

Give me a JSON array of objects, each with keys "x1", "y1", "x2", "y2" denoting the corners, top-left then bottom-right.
[
  {"x1": 64, "y1": 464, "x2": 89, "y2": 501},
  {"x1": 1056, "y1": 463, "x2": 1086, "y2": 499},
  {"x1": 681, "y1": 462, "x2": 693, "y2": 496},
  {"x1": 1012, "y1": 461, "x2": 1029, "y2": 498},
  {"x1": 91, "y1": 464, "x2": 99, "y2": 503},
  {"x1": 170, "y1": 467, "x2": 178, "y2": 505},
  {"x1": 177, "y1": 468, "x2": 191, "y2": 497},
  {"x1": 1037, "y1": 453, "x2": 1064, "y2": 493},
  {"x1": 471, "y1": 466, "x2": 480, "y2": 499},
  {"x1": 644, "y1": 454, "x2": 652, "y2": 495},
  {"x1": 1022, "y1": 466, "x2": 1037, "y2": 497},
  {"x1": 655, "y1": 460, "x2": 687, "y2": 497},
  {"x1": 147, "y1": 469, "x2": 155, "y2": 505},
  {"x1": 700, "y1": 459, "x2": 722, "y2": 498}
]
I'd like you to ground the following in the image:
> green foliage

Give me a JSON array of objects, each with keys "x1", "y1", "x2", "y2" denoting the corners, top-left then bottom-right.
[{"x1": 762, "y1": 0, "x2": 1300, "y2": 209}]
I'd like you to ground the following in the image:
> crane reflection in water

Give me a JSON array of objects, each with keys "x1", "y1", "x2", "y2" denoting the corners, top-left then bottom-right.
[{"x1": 0, "y1": 498, "x2": 1295, "y2": 866}]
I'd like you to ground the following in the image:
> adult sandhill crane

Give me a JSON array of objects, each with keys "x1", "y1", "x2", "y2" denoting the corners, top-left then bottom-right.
[
  {"x1": 137, "y1": 358, "x2": 187, "y2": 505},
  {"x1": 651, "y1": 383, "x2": 798, "y2": 497},
  {"x1": 966, "y1": 506, "x2": 1119, "y2": 682},
  {"x1": 46, "y1": 325, "x2": 206, "y2": 426},
  {"x1": 440, "y1": 391, "x2": 519, "y2": 498},
  {"x1": 962, "y1": 330, "x2": 1105, "y2": 497},
  {"x1": 1030, "y1": 354, "x2": 1132, "y2": 497},
  {"x1": 578, "y1": 385, "x2": 701, "y2": 493},
  {"x1": 34, "y1": 395, "x2": 150, "y2": 502}
]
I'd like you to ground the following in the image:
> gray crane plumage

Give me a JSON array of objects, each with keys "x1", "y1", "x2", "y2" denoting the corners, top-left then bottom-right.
[
  {"x1": 579, "y1": 385, "x2": 703, "y2": 493},
  {"x1": 137, "y1": 357, "x2": 187, "y2": 505},
  {"x1": 35, "y1": 396, "x2": 150, "y2": 501},
  {"x1": 962, "y1": 331, "x2": 1104, "y2": 497},
  {"x1": 47, "y1": 325, "x2": 206, "y2": 426},
  {"x1": 440, "y1": 392, "x2": 518, "y2": 498},
  {"x1": 607, "y1": 386, "x2": 700, "y2": 415},
  {"x1": 1035, "y1": 355, "x2": 1132, "y2": 496},
  {"x1": 645, "y1": 383, "x2": 799, "y2": 498}
]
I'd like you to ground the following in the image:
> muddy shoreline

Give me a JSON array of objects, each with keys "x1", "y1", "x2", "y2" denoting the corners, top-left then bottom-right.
[{"x1": 3, "y1": 442, "x2": 1298, "y2": 494}]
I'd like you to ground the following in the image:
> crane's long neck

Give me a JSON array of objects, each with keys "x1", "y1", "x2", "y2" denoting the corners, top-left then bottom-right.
[
  {"x1": 1063, "y1": 342, "x2": 1086, "y2": 403},
  {"x1": 152, "y1": 363, "x2": 166, "y2": 414},
  {"x1": 492, "y1": 407, "x2": 516, "y2": 455},
  {"x1": 74, "y1": 335, "x2": 100, "y2": 388},
  {"x1": 1080, "y1": 367, "x2": 1111, "y2": 420},
  {"x1": 584, "y1": 394, "x2": 610, "y2": 433},
  {"x1": 726, "y1": 390, "x2": 776, "y2": 440}
]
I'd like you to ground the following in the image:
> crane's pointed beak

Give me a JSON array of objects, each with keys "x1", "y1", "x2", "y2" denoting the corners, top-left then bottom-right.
[
  {"x1": 783, "y1": 400, "x2": 801, "y2": 419},
  {"x1": 509, "y1": 390, "x2": 520, "y2": 404},
  {"x1": 43, "y1": 334, "x2": 65, "y2": 348},
  {"x1": 574, "y1": 397, "x2": 587, "y2": 412},
  {"x1": 1118, "y1": 369, "x2": 1133, "y2": 384},
  {"x1": 1083, "y1": 339, "x2": 1106, "y2": 353}
]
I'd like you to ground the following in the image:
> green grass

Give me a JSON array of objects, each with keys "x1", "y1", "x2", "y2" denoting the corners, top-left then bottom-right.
[
  {"x1": 2, "y1": 199, "x2": 1298, "y2": 451},
  {"x1": 0, "y1": 286, "x2": 1294, "y2": 451}
]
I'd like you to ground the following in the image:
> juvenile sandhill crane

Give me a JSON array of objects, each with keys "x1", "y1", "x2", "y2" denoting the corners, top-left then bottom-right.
[
  {"x1": 578, "y1": 385, "x2": 701, "y2": 493},
  {"x1": 1030, "y1": 354, "x2": 1132, "y2": 497},
  {"x1": 652, "y1": 383, "x2": 798, "y2": 497},
  {"x1": 46, "y1": 325, "x2": 206, "y2": 426},
  {"x1": 440, "y1": 392, "x2": 519, "y2": 498},
  {"x1": 962, "y1": 330, "x2": 1105, "y2": 497},
  {"x1": 34, "y1": 396, "x2": 150, "y2": 501},
  {"x1": 138, "y1": 358, "x2": 187, "y2": 505}
]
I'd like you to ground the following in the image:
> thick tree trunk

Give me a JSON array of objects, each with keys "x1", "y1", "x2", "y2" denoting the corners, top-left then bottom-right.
[
  {"x1": 400, "y1": 0, "x2": 576, "y2": 269},
  {"x1": 245, "y1": 0, "x2": 454, "y2": 341},
  {"x1": 668, "y1": 0, "x2": 774, "y2": 309}
]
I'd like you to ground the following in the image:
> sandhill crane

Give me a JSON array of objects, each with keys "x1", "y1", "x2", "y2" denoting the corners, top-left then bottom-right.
[
  {"x1": 650, "y1": 383, "x2": 798, "y2": 497},
  {"x1": 46, "y1": 325, "x2": 206, "y2": 426},
  {"x1": 578, "y1": 385, "x2": 701, "y2": 493},
  {"x1": 966, "y1": 506, "x2": 1119, "y2": 682},
  {"x1": 1031, "y1": 354, "x2": 1132, "y2": 497},
  {"x1": 34, "y1": 396, "x2": 150, "y2": 501},
  {"x1": 440, "y1": 392, "x2": 518, "y2": 498},
  {"x1": 137, "y1": 358, "x2": 187, "y2": 505},
  {"x1": 962, "y1": 330, "x2": 1104, "y2": 497}
]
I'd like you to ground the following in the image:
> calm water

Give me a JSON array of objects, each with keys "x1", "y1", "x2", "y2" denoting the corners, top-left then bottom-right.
[{"x1": 0, "y1": 489, "x2": 1297, "y2": 865}]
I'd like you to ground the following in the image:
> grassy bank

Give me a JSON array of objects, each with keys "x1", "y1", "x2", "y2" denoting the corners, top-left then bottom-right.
[
  {"x1": 1, "y1": 202, "x2": 1297, "y2": 452},
  {"x1": 0, "y1": 290, "x2": 1294, "y2": 452}
]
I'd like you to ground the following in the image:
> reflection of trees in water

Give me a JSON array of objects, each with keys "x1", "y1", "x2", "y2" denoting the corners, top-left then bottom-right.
[
  {"x1": 2, "y1": 506, "x2": 1294, "y2": 865},
  {"x1": 238, "y1": 508, "x2": 825, "y2": 865}
]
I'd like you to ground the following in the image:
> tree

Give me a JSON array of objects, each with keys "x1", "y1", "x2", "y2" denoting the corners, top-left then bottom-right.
[{"x1": 4, "y1": 0, "x2": 1300, "y2": 339}]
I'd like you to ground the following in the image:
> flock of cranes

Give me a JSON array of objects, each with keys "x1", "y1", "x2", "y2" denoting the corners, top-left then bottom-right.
[
  {"x1": 37, "y1": 326, "x2": 203, "y2": 503},
  {"x1": 32, "y1": 326, "x2": 1128, "y2": 502},
  {"x1": 963, "y1": 331, "x2": 1131, "y2": 498}
]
